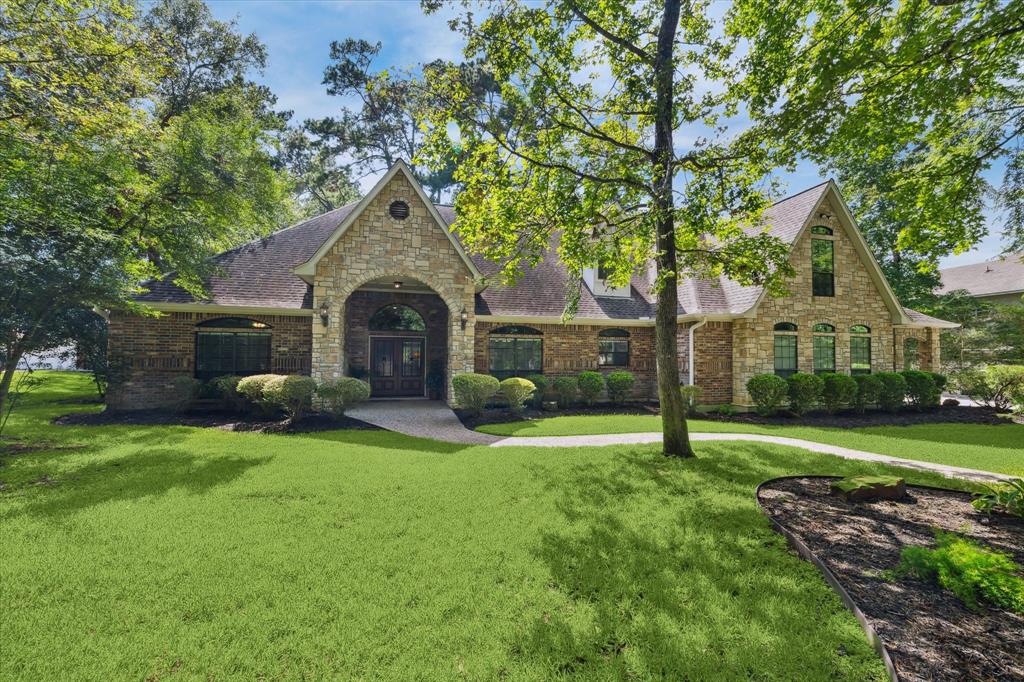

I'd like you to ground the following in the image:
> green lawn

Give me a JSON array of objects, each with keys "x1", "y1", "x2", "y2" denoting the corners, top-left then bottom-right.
[
  {"x1": 478, "y1": 414, "x2": 1024, "y2": 477},
  {"x1": 0, "y1": 373, "x2": 980, "y2": 680}
]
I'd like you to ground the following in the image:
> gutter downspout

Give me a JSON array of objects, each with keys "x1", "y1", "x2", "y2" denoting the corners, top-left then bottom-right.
[{"x1": 688, "y1": 317, "x2": 708, "y2": 386}]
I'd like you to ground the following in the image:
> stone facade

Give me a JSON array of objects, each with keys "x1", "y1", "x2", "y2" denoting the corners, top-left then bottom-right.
[
  {"x1": 474, "y1": 320, "x2": 657, "y2": 399},
  {"x1": 106, "y1": 311, "x2": 312, "y2": 409},
  {"x1": 310, "y1": 172, "x2": 476, "y2": 401}
]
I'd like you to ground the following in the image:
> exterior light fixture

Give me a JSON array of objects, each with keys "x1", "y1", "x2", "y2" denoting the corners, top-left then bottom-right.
[
  {"x1": 319, "y1": 300, "x2": 330, "y2": 327},
  {"x1": 393, "y1": 280, "x2": 402, "y2": 289},
  {"x1": 460, "y1": 308, "x2": 469, "y2": 330}
]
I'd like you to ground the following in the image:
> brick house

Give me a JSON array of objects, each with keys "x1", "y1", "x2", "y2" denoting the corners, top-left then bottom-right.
[{"x1": 107, "y1": 160, "x2": 957, "y2": 410}]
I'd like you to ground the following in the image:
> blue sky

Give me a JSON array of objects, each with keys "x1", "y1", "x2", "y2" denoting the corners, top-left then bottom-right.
[{"x1": 202, "y1": 0, "x2": 1009, "y2": 268}]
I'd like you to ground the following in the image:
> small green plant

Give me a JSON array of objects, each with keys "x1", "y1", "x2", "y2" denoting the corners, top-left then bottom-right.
[
  {"x1": 263, "y1": 375, "x2": 317, "y2": 420},
  {"x1": 679, "y1": 384, "x2": 702, "y2": 417},
  {"x1": 577, "y1": 371, "x2": 604, "y2": 406},
  {"x1": 237, "y1": 374, "x2": 283, "y2": 416},
  {"x1": 889, "y1": 531, "x2": 1024, "y2": 614},
  {"x1": 875, "y1": 372, "x2": 908, "y2": 412},
  {"x1": 170, "y1": 375, "x2": 201, "y2": 414},
  {"x1": 786, "y1": 372, "x2": 823, "y2": 416},
  {"x1": 317, "y1": 377, "x2": 371, "y2": 417},
  {"x1": 451, "y1": 373, "x2": 499, "y2": 417},
  {"x1": 500, "y1": 377, "x2": 535, "y2": 413},
  {"x1": 525, "y1": 374, "x2": 548, "y2": 408},
  {"x1": 972, "y1": 479, "x2": 1024, "y2": 518},
  {"x1": 851, "y1": 374, "x2": 883, "y2": 414},
  {"x1": 746, "y1": 374, "x2": 788, "y2": 416},
  {"x1": 956, "y1": 365, "x2": 1024, "y2": 411},
  {"x1": 821, "y1": 373, "x2": 858, "y2": 415},
  {"x1": 604, "y1": 371, "x2": 635, "y2": 404},
  {"x1": 901, "y1": 370, "x2": 938, "y2": 411},
  {"x1": 710, "y1": 403, "x2": 736, "y2": 417},
  {"x1": 210, "y1": 375, "x2": 245, "y2": 412},
  {"x1": 551, "y1": 376, "x2": 578, "y2": 408}
]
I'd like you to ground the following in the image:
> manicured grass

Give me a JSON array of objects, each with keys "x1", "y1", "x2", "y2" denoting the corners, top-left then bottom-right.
[
  {"x1": 0, "y1": 373, "x2": 978, "y2": 680},
  {"x1": 477, "y1": 414, "x2": 1024, "y2": 477}
]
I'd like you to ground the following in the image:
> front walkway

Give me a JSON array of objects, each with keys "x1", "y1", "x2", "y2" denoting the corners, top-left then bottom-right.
[{"x1": 347, "y1": 402, "x2": 1009, "y2": 483}]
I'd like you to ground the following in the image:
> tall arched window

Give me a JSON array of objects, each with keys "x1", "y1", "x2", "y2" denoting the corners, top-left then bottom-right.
[
  {"x1": 598, "y1": 329, "x2": 630, "y2": 367},
  {"x1": 773, "y1": 322, "x2": 798, "y2": 379},
  {"x1": 812, "y1": 323, "x2": 836, "y2": 375},
  {"x1": 195, "y1": 317, "x2": 272, "y2": 380},
  {"x1": 368, "y1": 304, "x2": 426, "y2": 332},
  {"x1": 903, "y1": 337, "x2": 920, "y2": 370},
  {"x1": 850, "y1": 325, "x2": 872, "y2": 375},
  {"x1": 489, "y1": 326, "x2": 542, "y2": 379}
]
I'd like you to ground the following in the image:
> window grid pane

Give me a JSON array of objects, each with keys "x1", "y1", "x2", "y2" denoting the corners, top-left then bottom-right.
[
  {"x1": 851, "y1": 336, "x2": 871, "y2": 375},
  {"x1": 813, "y1": 335, "x2": 835, "y2": 374},
  {"x1": 812, "y1": 239, "x2": 835, "y2": 297},
  {"x1": 774, "y1": 335, "x2": 797, "y2": 379},
  {"x1": 598, "y1": 339, "x2": 629, "y2": 366},
  {"x1": 489, "y1": 337, "x2": 543, "y2": 379},
  {"x1": 196, "y1": 332, "x2": 270, "y2": 380}
]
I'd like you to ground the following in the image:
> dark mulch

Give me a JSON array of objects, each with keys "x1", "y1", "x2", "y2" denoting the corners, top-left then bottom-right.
[
  {"x1": 456, "y1": 404, "x2": 656, "y2": 430},
  {"x1": 53, "y1": 409, "x2": 379, "y2": 434},
  {"x1": 758, "y1": 477, "x2": 1024, "y2": 682}
]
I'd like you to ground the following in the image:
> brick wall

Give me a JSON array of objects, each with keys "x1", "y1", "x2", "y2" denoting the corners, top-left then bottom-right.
[
  {"x1": 106, "y1": 311, "x2": 312, "y2": 409},
  {"x1": 474, "y1": 320, "x2": 657, "y2": 399}
]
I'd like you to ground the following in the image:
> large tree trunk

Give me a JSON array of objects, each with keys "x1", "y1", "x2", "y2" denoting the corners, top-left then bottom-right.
[
  {"x1": 0, "y1": 350, "x2": 23, "y2": 429},
  {"x1": 652, "y1": 0, "x2": 692, "y2": 457}
]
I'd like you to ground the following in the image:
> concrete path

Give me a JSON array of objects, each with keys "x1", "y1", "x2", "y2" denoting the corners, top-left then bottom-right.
[{"x1": 346, "y1": 401, "x2": 1009, "y2": 483}]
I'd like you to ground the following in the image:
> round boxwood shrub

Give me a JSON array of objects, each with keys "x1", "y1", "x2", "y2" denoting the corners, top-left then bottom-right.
[
  {"x1": 605, "y1": 371, "x2": 635, "y2": 404},
  {"x1": 821, "y1": 373, "x2": 858, "y2": 415},
  {"x1": 551, "y1": 376, "x2": 578, "y2": 408},
  {"x1": 500, "y1": 377, "x2": 536, "y2": 413},
  {"x1": 263, "y1": 375, "x2": 317, "y2": 420},
  {"x1": 746, "y1": 374, "x2": 788, "y2": 416},
  {"x1": 876, "y1": 372, "x2": 908, "y2": 412},
  {"x1": 317, "y1": 377, "x2": 371, "y2": 417},
  {"x1": 236, "y1": 374, "x2": 281, "y2": 416},
  {"x1": 452, "y1": 373, "x2": 500, "y2": 416},
  {"x1": 901, "y1": 370, "x2": 937, "y2": 411},
  {"x1": 210, "y1": 375, "x2": 245, "y2": 412},
  {"x1": 525, "y1": 374, "x2": 548, "y2": 409},
  {"x1": 577, "y1": 371, "x2": 604, "y2": 406},
  {"x1": 787, "y1": 372, "x2": 824, "y2": 416},
  {"x1": 852, "y1": 374, "x2": 883, "y2": 414}
]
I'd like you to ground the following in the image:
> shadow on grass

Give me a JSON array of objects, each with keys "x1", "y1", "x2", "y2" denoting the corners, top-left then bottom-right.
[
  {"x1": 295, "y1": 428, "x2": 471, "y2": 455},
  {"x1": 515, "y1": 442, "x2": 965, "y2": 678}
]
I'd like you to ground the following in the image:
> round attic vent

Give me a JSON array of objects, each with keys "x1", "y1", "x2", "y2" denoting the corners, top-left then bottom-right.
[{"x1": 388, "y1": 200, "x2": 410, "y2": 220}]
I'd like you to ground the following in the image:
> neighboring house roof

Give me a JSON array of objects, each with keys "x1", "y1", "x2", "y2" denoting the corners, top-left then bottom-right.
[
  {"x1": 135, "y1": 170, "x2": 952, "y2": 328},
  {"x1": 938, "y1": 253, "x2": 1024, "y2": 298}
]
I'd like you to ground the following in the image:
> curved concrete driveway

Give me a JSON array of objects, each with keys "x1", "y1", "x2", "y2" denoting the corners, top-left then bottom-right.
[{"x1": 347, "y1": 401, "x2": 1009, "y2": 483}]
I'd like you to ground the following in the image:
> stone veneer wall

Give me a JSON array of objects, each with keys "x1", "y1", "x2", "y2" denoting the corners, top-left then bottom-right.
[
  {"x1": 731, "y1": 198, "x2": 900, "y2": 406},
  {"x1": 893, "y1": 326, "x2": 939, "y2": 371},
  {"x1": 106, "y1": 311, "x2": 312, "y2": 409},
  {"x1": 474, "y1": 320, "x2": 657, "y2": 399},
  {"x1": 311, "y1": 172, "x2": 476, "y2": 401}
]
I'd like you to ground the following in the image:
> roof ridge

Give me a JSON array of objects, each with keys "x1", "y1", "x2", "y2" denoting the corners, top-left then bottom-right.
[{"x1": 768, "y1": 179, "x2": 831, "y2": 208}]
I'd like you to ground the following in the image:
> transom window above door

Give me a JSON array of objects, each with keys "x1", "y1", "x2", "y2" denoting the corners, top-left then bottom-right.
[{"x1": 368, "y1": 304, "x2": 426, "y2": 332}]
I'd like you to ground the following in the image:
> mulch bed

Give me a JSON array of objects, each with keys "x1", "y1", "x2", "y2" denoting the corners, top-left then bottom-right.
[
  {"x1": 758, "y1": 477, "x2": 1024, "y2": 681},
  {"x1": 53, "y1": 410, "x2": 379, "y2": 434},
  {"x1": 456, "y1": 404, "x2": 655, "y2": 430}
]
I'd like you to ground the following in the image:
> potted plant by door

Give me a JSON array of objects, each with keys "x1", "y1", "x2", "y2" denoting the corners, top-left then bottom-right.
[{"x1": 426, "y1": 359, "x2": 446, "y2": 400}]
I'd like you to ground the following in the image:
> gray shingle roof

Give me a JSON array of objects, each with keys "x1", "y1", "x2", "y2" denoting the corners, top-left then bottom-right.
[
  {"x1": 902, "y1": 307, "x2": 959, "y2": 328},
  {"x1": 939, "y1": 253, "x2": 1024, "y2": 298}
]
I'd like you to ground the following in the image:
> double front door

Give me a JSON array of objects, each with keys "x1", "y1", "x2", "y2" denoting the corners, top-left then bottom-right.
[{"x1": 369, "y1": 337, "x2": 425, "y2": 397}]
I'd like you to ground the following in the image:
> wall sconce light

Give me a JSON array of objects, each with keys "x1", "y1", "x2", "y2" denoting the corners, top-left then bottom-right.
[
  {"x1": 460, "y1": 308, "x2": 469, "y2": 330},
  {"x1": 393, "y1": 280, "x2": 402, "y2": 289},
  {"x1": 319, "y1": 300, "x2": 330, "y2": 327}
]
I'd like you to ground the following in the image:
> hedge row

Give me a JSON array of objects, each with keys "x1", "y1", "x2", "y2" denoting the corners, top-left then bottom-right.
[
  {"x1": 746, "y1": 370, "x2": 947, "y2": 417},
  {"x1": 173, "y1": 374, "x2": 372, "y2": 420},
  {"x1": 452, "y1": 370, "x2": 638, "y2": 414}
]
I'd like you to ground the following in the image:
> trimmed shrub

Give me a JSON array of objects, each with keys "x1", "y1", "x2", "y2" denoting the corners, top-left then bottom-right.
[
  {"x1": 746, "y1": 374, "x2": 788, "y2": 416},
  {"x1": 552, "y1": 376, "x2": 578, "y2": 408},
  {"x1": 452, "y1": 373, "x2": 499, "y2": 416},
  {"x1": 317, "y1": 377, "x2": 371, "y2": 417},
  {"x1": 170, "y1": 376, "x2": 201, "y2": 414},
  {"x1": 263, "y1": 375, "x2": 317, "y2": 420},
  {"x1": 577, "y1": 371, "x2": 604, "y2": 406},
  {"x1": 852, "y1": 374, "x2": 883, "y2": 414},
  {"x1": 821, "y1": 373, "x2": 858, "y2": 415},
  {"x1": 605, "y1": 371, "x2": 635, "y2": 404},
  {"x1": 500, "y1": 377, "x2": 536, "y2": 413},
  {"x1": 679, "y1": 385, "x2": 702, "y2": 417},
  {"x1": 901, "y1": 370, "x2": 937, "y2": 411},
  {"x1": 237, "y1": 374, "x2": 280, "y2": 416},
  {"x1": 526, "y1": 374, "x2": 549, "y2": 409},
  {"x1": 210, "y1": 375, "x2": 245, "y2": 412},
  {"x1": 787, "y1": 372, "x2": 823, "y2": 416},
  {"x1": 876, "y1": 372, "x2": 908, "y2": 412},
  {"x1": 956, "y1": 365, "x2": 1024, "y2": 411}
]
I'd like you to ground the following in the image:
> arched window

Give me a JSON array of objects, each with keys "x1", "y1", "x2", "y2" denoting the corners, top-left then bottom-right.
[
  {"x1": 850, "y1": 325, "x2": 871, "y2": 375},
  {"x1": 489, "y1": 326, "x2": 542, "y2": 379},
  {"x1": 813, "y1": 323, "x2": 836, "y2": 375},
  {"x1": 194, "y1": 318, "x2": 271, "y2": 380},
  {"x1": 773, "y1": 323, "x2": 798, "y2": 379},
  {"x1": 368, "y1": 304, "x2": 426, "y2": 332},
  {"x1": 810, "y1": 226, "x2": 833, "y2": 236},
  {"x1": 904, "y1": 337, "x2": 920, "y2": 370},
  {"x1": 598, "y1": 328, "x2": 630, "y2": 367}
]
